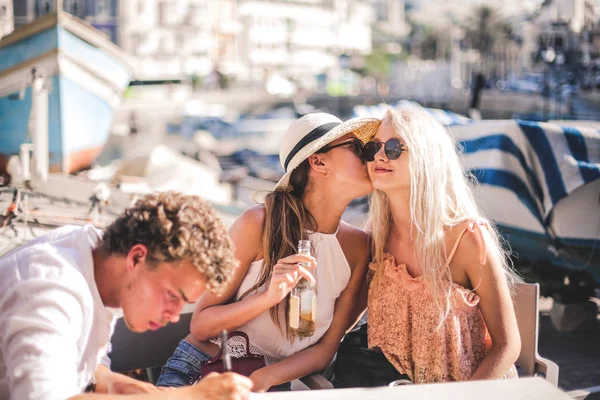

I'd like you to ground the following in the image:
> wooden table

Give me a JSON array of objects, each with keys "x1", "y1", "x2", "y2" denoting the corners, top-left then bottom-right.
[{"x1": 257, "y1": 378, "x2": 571, "y2": 400}]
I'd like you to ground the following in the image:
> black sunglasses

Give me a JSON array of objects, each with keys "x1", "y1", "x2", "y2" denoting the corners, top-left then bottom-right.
[
  {"x1": 362, "y1": 138, "x2": 406, "y2": 162},
  {"x1": 317, "y1": 139, "x2": 363, "y2": 155}
]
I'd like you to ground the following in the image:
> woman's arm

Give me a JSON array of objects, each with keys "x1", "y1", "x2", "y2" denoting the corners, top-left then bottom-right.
[
  {"x1": 190, "y1": 206, "x2": 266, "y2": 341},
  {"x1": 248, "y1": 225, "x2": 371, "y2": 391},
  {"x1": 190, "y1": 206, "x2": 316, "y2": 342},
  {"x1": 451, "y1": 224, "x2": 521, "y2": 380}
]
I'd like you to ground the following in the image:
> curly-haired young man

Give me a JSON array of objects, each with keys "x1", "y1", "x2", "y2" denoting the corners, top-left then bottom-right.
[{"x1": 0, "y1": 192, "x2": 252, "y2": 400}]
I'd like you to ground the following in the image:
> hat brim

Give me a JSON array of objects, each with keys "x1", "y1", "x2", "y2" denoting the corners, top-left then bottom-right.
[{"x1": 274, "y1": 117, "x2": 381, "y2": 191}]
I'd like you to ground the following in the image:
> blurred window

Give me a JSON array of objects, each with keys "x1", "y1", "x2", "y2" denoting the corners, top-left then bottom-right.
[
  {"x1": 64, "y1": 0, "x2": 84, "y2": 16},
  {"x1": 96, "y1": 0, "x2": 109, "y2": 17},
  {"x1": 35, "y1": 0, "x2": 53, "y2": 16},
  {"x1": 555, "y1": 37, "x2": 564, "y2": 50},
  {"x1": 376, "y1": 0, "x2": 389, "y2": 22}
]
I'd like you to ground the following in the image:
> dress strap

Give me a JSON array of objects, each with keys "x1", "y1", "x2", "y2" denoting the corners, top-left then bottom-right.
[{"x1": 446, "y1": 220, "x2": 488, "y2": 266}]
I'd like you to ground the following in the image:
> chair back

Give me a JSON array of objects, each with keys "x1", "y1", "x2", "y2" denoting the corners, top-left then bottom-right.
[
  {"x1": 512, "y1": 282, "x2": 540, "y2": 376},
  {"x1": 109, "y1": 308, "x2": 193, "y2": 373}
]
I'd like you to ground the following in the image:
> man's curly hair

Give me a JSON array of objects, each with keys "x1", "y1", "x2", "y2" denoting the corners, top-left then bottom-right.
[{"x1": 101, "y1": 191, "x2": 238, "y2": 294}]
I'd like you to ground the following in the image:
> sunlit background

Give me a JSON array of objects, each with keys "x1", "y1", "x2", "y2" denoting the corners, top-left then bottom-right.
[
  {"x1": 3, "y1": 0, "x2": 600, "y2": 113},
  {"x1": 1, "y1": 2, "x2": 599, "y2": 391}
]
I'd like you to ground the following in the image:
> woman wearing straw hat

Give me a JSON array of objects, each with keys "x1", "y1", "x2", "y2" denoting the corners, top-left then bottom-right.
[{"x1": 156, "y1": 113, "x2": 380, "y2": 392}]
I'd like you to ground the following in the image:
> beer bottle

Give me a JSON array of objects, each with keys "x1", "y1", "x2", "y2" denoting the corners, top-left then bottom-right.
[{"x1": 289, "y1": 240, "x2": 316, "y2": 337}]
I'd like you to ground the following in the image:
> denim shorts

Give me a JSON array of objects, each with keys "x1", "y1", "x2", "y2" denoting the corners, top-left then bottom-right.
[
  {"x1": 156, "y1": 339, "x2": 292, "y2": 391},
  {"x1": 157, "y1": 339, "x2": 211, "y2": 387}
]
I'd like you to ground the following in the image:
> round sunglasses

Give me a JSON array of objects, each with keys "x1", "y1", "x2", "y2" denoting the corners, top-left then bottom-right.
[{"x1": 362, "y1": 138, "x2": 406, "y2": 162}]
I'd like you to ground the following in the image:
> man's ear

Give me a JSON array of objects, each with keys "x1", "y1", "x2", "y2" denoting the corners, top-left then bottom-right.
[{"x1": 126, "y1": 244, "x2": 149, "y2": 271}]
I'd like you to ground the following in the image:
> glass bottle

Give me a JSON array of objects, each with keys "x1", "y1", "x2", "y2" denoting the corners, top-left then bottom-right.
[{"x1": 289, "y1": 240, "x2": 316, "y2": 337}]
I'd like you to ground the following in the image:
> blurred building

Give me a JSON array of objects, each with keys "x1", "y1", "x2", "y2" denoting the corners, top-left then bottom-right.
[
  {"x1": 9, "y1": 0, "x2": 375, "y2": 85},
  {"x1": 517, "y1": 21, "x2": 539, "y2": 73},
  {"x1": 119, "y1": 0, "x2": 225, "y2": 81},
  {"x1": 0, "y1": 0, "x2": 13, "y2": 39},
  {"x1": 211, "y1": 0, "x2": 243, "y2": 79},
  {"x1": 236, "y1": 0, "x2": 374, "y2": 84},
  {"x1": 118, "y1": 0, "x2": 376, "y2": 84},
  {"x1": 408, "y1": 0, "x2": 541, "y2": 27},
  {"x1": 12, "y1": 0, "x2": 120, "y2": 44},
  {"x1": 79, "y1": 0, "x2": 119, "y2": 44},
  {"x1": 5, "y1": 0, "x2": 381, "y2": 86},
  {"x1": 534, "y1": 0, "x2": 596, "y2": 69},
  {"x1": 536, "y1": 0, "x2": 595, "y2": 35},
  {"x1": 13, "y1": 0, "x2": 56, "y2": 26},
  {"x1": 372, "y1": 0, "x2": 409, "y2": 50},
  {"x1": 535, "y1": 0, "x2": 596, "y2": 53}
]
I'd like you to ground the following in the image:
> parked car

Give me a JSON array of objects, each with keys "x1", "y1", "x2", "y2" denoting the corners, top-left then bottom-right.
[{"x1": 498, "y1": 72, "x2": 544, "y2": 94}]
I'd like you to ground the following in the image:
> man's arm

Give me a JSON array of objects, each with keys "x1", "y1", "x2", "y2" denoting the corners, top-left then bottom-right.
[
  {"x1": 0, "y1": 276, "x2": 253, "y2": 400},
  {"x1": 94, "y1": 365, "x2": 162, "y2": 395},
  {"x1": 93, "y1": 342, "x2": 160, "y2": 395},
  {"x1": 70, "y1": 372, "x2": 252, "y2": 400},
  {"x1": 1, "y1": 279, "x2": 88, "y2": 399}
]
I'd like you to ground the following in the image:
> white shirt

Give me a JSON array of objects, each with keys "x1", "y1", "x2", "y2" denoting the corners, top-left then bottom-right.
[
  {"x1": 230, "y1": 228, "x2": 351, "y2": 363},
  {"x1": 0, "y1": 225, "x2": 121, "y2": 400}
]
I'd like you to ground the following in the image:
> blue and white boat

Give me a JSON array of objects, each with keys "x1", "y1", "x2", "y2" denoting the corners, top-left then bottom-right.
[
  {"x1": 0, "y1": 11, "x2": 132, "y2": 173},
  {"x1": 451, "y1": 120, "x2": 600, "y2": 287}
]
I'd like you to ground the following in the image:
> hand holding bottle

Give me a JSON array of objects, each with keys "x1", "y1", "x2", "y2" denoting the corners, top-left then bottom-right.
[
  {"x1": 264, "y1": 254, "x2": 316, "y2": 306},
  {"x1": 290, "y1": 240, "x2": 317, "y2": 337}
]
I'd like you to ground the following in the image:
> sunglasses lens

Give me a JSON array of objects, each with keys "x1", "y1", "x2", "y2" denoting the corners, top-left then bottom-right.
[
  {"x1": 385, "y1": 139, "x2": 403, "y2": 160},
  {"x1": 363, "y1": 142, "x2": 380, "y2": 162}
]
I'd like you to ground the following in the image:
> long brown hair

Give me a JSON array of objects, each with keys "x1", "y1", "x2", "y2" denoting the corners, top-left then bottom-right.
[{"x1": 239, "y1": 160, "x2": 317, "y2": 339}]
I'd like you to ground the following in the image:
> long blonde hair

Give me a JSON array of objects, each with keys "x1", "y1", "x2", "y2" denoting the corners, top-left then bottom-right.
[{"x1": 366, "y1": 108, "x2": 513, "y2": 324}]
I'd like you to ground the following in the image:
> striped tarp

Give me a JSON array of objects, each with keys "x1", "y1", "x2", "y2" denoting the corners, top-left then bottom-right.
[{"x1": 451, "y1": 120, "x2": 600, "y2": 283}]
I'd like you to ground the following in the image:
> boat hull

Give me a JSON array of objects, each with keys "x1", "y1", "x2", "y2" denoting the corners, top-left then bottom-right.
[
  {"x1": 0, "y1": 13, "x2": 131, "y2": 173},
  {"x1": 451, "y1": 120, "x2": 600, "y2": 285}
]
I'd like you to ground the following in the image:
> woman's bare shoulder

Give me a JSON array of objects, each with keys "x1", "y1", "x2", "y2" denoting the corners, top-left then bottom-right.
[{"x1": 229, "y1": 205, "x2": 266, "y2": 261}]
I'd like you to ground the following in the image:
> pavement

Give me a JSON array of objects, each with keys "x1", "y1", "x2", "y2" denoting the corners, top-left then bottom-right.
[
  {"x1": 577, "y1": 91, "x2": 600, "y2": 120},
  {"x1": 538, "y1": 297, "x2": 600, "y2": 391}
]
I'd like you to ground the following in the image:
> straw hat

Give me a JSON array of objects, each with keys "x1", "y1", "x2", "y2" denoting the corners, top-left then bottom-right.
[{"x1": 275, "y1": 113, "x2": 380, "y2": 191}]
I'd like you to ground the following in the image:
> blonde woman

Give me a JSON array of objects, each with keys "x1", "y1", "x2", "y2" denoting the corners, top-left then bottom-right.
[
  {"x1": 338, "y1": 108, "x2": 520, "y2": 386},
  {"x1": 157, "y1": 113, "x2": 380, "y2": 391}
]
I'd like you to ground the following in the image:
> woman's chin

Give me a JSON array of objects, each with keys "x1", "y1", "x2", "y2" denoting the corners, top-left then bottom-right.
[
  {"x1": 371, "y1": 181, "x2": 398, "y2": 192},
  {"x1": 370, "y1": 177, "x2": 388, "y2": 189}
]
